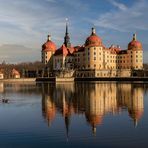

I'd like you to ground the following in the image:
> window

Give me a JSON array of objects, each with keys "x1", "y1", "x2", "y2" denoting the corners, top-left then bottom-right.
[
  {"x1": 94, "y1": 64, "x2": 96, "y2": 67},
  {"x1": 94, "y1": 52, "x2": 96, "y2": 55},
  {"x1": 94, "y1": 57, "x2": 96, "y2": 60}
]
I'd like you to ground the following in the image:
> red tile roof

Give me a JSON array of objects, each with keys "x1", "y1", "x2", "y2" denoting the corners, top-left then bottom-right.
[
  {"x1": 42, "y1": 40, "x2": 56, "y2": 52},
  {"x1": 128, "y1": 40, "x2": 142, "y2": 50},
  {"x1": 54, "y1": 44, "x2": 74, "y2": 56},
  {"x1": 85, "y1": 34, "x2": 102, "y2": 47}
]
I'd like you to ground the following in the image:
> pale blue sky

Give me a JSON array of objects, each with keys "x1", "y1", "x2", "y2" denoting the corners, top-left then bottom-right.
[{"x1": 0, "y1": 0, "x2": 148, "y2": 63}]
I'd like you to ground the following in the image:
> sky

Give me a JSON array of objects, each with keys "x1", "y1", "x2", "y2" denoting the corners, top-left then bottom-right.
[{"x1": 0, "y1": 0, "x2": 148, "y2": 63}]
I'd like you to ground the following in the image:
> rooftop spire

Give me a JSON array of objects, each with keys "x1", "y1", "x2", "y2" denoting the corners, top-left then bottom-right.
[
  {"x1": 92, "y1": 125, "x2": 96, "y2": 135},
  {"x1": 133, "y1": 33, "x2": 136, "y2": 41},
  {"x1": 65, "y1": 115, "x2": 70, "y2": 141},
  {"x1": 66, "y1": 18, "x2": 68, "y2": 35},
  {"x1": 64, "y1": 18, "x2": 71, "y2": 48}
]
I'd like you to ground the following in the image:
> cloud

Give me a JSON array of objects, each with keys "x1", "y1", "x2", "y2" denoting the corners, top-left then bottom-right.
[
  {"x1": 0, "y1": 0, "x2": 147, "y2": 63},
  {"x1": 45, "y1": 0, "x2": 56, "y2": 2},
  {"x1": 0, "y1": 0, "x2": 64, "y2": 46},
  {"x1": 93, "y1": 0, "x2": 148, "y2": 32},
  {"x1": 0, "y1": 0, "x2": 90, "y2": 48},
  {"x1": 108, "y1": 0, "x2": 127, "y2": 11}
]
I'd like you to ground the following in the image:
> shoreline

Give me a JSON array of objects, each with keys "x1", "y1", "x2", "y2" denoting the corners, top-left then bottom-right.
[
  {"x1": 36, "y1": 77, "x2": 148, "y2": 82},
  {"x1": 0, "y1": 78, "x2": 36, "y2": 82},
  {"x1": 1, "y1": 77, "x2": 148, "y2": 83}
]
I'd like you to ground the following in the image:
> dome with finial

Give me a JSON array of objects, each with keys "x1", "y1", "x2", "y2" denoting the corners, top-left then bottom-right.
[
  {"x1": 85, "y1": 28, "x2": 102, "y2": 47},
  {"x1": 85, "y1": 114, "x2": 102, "y2": 134},
  {"x1": 42, "y1": 35, "x2": 57, "y2": 52},
  {"x1": 128, "y1": 34, "x2": 142, "y2": 50},
  {"x1": 128, "y1": 108, "x2": 143, "y2": 127}
]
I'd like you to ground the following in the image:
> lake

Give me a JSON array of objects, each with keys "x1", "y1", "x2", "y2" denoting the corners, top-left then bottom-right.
[{"x1": 0, "y1": 82, "x2": 148, "y2": 148}]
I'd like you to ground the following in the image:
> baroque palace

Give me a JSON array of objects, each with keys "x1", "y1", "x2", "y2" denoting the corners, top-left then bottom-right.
[{"x1": 41, "y1": 22, "x2": 143, "y2": 77}]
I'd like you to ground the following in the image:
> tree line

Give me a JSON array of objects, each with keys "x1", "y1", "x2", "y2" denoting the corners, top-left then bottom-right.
[{"x1": 0, "y1": 61, "x2": 45, "y2": 78}]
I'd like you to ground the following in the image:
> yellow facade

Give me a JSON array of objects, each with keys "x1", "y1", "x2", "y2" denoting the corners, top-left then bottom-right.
[{"x1": 42, "y1": 28, "x2": 143, "y2": 77}]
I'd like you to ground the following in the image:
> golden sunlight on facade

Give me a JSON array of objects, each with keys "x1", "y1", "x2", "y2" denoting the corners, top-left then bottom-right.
[{"x1": 41, "y1": 23, "x2": 143, "y2": 77}]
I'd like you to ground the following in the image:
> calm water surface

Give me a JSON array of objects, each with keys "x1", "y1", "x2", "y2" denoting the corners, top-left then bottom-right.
[{"x1": 0, "y1": 82, "x2": 148, "y2": 148}]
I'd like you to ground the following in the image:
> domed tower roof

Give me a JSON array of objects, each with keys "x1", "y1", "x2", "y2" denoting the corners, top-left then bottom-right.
[
  {"x1": 85, "y1": 114, "x2": 102, "y2": 135},
  {"x1": 85, "y1": 28, "x2": 102, "y2": 47},
  {"x1": 128, "y1": 34, "x2": 142, "y2": 50},
  {"x1": 42, "y1": 35, "x2": 56, "y2": 52},
  {"x1": 128, "y1": 108, "x2": 143, "y2": 127}
]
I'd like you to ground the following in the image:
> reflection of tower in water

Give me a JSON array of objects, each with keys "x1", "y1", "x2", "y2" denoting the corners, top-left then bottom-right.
[
  {"x1": 128, "y1": 85, "x2": 144, "y2": 127},
  {"x1": 41, "y1": 83, "x2": 56, "y2": 126},
  {"x1": 84, "y1": 83, "x2": 119, "y2": 134},
  {"x1": 117, "y1": 83, "x2": 144, "y2": 127},
  {"x1": 41, "y1": 82, "x2": 144, "y2": 135},
  {"x1": 42, "y1": 83, "x2": 75, "y2": 140}
]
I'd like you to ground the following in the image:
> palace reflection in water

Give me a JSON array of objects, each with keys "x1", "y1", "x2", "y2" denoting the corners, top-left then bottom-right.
[{"x1": 41, "y1": 82, "x2": 144, "y2": 135}]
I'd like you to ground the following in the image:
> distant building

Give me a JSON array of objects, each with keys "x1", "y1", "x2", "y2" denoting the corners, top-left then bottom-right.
[
  {"x1": 12, "y1": 69, "x2": 20, "y2": 78},
  {"x1": 0, "y1": 83, "x2": 4, "y2": 93},
  {"x1": 0, "y1": 71, "x2": 4, "y2": 79},
  {"x1": 41, "y1": 22, "x2": 143, "y2": 77}
]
